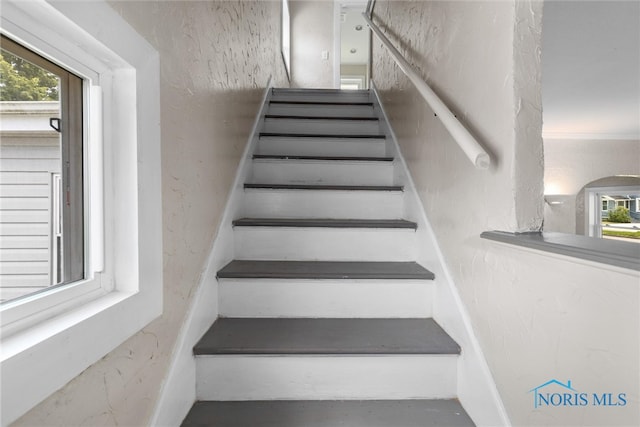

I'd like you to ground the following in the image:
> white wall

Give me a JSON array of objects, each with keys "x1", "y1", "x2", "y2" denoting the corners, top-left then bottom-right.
[
  {"x1": 290, "y1": 0, "x2": 334, "y2": 88},
  {"x1": 544, "y1": 138, "x2": 640, "y2": 233},
  {"x1": 14, "y1": 1, "x2": 287, "y2": 425},
  {"x1": 372, "y1": 1, "x2": 639, "y2": 426}
]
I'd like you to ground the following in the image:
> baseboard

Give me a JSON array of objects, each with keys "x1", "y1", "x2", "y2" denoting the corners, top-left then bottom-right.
[
  {"x1": 149, "y1": 78, "x2": 274, "y2": 426},
  {"x1": 370, "y1": 81, "x2": 511, "y2": 427}
]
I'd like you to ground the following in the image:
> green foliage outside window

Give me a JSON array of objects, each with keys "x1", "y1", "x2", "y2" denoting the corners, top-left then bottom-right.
[
  {"x1": 0, "y1": 49, "x2": 59, "y2": 101},
  {"x1": 607, "y1": 206, "x2": 632, "y2": 223}
]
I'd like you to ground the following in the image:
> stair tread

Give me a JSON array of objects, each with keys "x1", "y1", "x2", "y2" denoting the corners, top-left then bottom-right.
[
  {"x1": 233, "y1": 218, "x2": 416, "y2": 229},
  {"x1": 253, "y1": 155, "x2": 393, "y2": 162},
  {"x1": 245, "y1": 183, "x2": 403, "y2": 191},
  {"x1": 270, "y1": 100, "x2": 374, "y2": 106},
  {"x1": 217, "y1": 260, "x2": 434, "y2": 280},
  {"x1": 194, "y1": 318, "x2": 460, "y2": 355},
  {"x1": 260, "y1": 132, "x2": 385, "y2": 139},
  {"x1": 265, "y1": 115, "x2": 379, "y2": 121},
  {"x1": 182, "y1": 399, "x2": 475, "y2": 426}
]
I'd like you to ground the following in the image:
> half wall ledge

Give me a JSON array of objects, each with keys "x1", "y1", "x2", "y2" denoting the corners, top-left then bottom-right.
[{"x1": 480, "y1": 231, "x2": 640, "y2": 272}]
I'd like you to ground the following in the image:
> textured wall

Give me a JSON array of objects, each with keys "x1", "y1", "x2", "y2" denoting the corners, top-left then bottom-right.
[
  {"x1": 14, "y1": 2, "x2": 287, "y2": 425},
  {"x1": 372, "y1": 1, "x2": 638, "y2": 425},
  {"x1": 290, "y1": 0, "x2": 335, "y2": 88},
  {"x1": 544, "y1": 138, "x2": 640, "y2": 233}
]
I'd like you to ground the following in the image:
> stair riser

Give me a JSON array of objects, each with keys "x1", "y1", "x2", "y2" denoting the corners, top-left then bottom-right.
[
  {"x1": 268, "y1": 104, "x2": 375, "y2": 118},
  {"x1": 242, "y1": 189, "x2": 404, "y2": 219},
  {"x1": 264, "y1": 118, "x2": 381, "y2": 136},
  {"x1": 270, "y1": 92, "x2": 370, "y2": 104},
  {"x1": 196, "y1": 356, "x2": 457, "y2": 400},
  {"x1": 251, "y1": 160, "x2": 395, "y2": 186},
  {"x1": 234, "y1": 228, "x2": 416, "y2": 261},
  {"x1": 218, "y1": 279, "x2": 433, "y2": 318},
  {"x1": 256, "y1": 137, "x2": 387, "y2": 157}
]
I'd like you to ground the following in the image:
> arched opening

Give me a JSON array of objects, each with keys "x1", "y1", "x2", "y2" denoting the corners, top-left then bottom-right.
[{"x1": 576, "y1": 176, "x2": 640, "y2": 241}]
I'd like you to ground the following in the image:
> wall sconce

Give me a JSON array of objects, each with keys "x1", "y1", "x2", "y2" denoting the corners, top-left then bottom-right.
[{"x1": 544, "y1": 195, "x2": 566, "y2": 205}]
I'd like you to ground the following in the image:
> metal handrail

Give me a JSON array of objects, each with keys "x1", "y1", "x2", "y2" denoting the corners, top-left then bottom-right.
[{"x1": 362, "y1": 13, "x2": 491, "y2": 169}]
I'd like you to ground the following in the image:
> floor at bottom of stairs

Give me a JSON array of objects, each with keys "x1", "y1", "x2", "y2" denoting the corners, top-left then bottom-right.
[{"x1": 181, "y1": 399, "x2": 475, "y2": 426}]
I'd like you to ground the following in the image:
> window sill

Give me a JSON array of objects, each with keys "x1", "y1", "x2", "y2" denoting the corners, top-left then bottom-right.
[{"x1": 480, "y1": 231, "x2": 640, "y2": 272}]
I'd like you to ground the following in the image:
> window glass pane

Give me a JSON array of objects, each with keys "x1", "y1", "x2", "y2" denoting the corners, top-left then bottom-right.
[{"x1": 0, "y1": 37, "x2": 83, "y2": 303}]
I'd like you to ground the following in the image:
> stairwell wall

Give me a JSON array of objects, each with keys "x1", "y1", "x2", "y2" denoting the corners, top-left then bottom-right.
[
  {"x1": 14, "y1": 2, "x2": 287, "y2": 425},
  {"x1": 371, "y1": 1, "x2": 639, "y2": 426}
]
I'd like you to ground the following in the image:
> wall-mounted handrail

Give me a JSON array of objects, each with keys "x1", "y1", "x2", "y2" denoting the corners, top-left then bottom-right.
[{"x1": 362, "y1": 13, "x2": 491, "y2": 169}]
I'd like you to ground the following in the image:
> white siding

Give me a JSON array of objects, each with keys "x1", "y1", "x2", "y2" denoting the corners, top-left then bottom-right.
[{"x1": 0, "y1": 129, "x2": 59, "y2": 301}]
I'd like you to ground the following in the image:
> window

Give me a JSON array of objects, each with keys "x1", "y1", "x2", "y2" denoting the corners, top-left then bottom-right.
[
  {"x1": 0, "y1": 35, "x2": 84, "y2": 303},
  {"x1": 601, "y1": 200, "x2": 608, "y2": 211},
  {"x1": 0, "y1": 1, "x2": 161, "y2": 424}
]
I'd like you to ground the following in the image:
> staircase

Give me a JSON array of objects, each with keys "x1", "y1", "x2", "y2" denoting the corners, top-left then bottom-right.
[{"x1": 181, "y1": 88, "x2": 476, "y2": 426}]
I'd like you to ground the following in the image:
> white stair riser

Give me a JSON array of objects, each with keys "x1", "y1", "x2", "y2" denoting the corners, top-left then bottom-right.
[
  {"x1": 264, "y1": 119, "x2": 380, "y2": 135},
  {"x1": 251, "y1": 160, "x2": 394, "y2": 186},
  {"x1": 218, "y1": 279, "x2": 433, "y2": 318},
  {"x1": 256, "y1": 137, "x2": 387, "y2": 157},
  {"x1": 270, "y1": 93, "x2": 370, "y2": 104},
  {"x1": 234, "y1": 227, "x2": 416, "y2": 261},
  {"x1": 242, "y1": 189, "x2": 404, "y2": 219},
  {"x1": 196, "y1": 356, "x2": 457, "y2": 400},
  {"x1": 268, "y1": 104, "x2": 375, "y2": 118}
]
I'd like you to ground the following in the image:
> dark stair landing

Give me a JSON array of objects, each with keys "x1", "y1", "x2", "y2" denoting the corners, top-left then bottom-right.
[{"x1": 181, "y1": 399, "x2": 475, "y2": 427}]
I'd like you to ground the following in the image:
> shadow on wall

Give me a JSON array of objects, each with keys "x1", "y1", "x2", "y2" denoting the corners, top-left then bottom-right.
[{"x1": 575, "y1": 176, "x2": 640, "y2": 235}]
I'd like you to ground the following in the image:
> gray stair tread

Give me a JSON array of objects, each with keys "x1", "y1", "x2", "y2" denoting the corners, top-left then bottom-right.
[
  {"x1": 182, "y1": 399, "x2": 475, "y2": 426},
  {"x1": 253, "y1": 155, "x2": 393, "y2": 162},
  {"x1": 233, "y1": 218, "x2": 417, "y2": 229},
  {"x1": 260, "y1": 132, "x2": 385, "y2": 139},
  {"x1": 272, "y1": 88, "x2": 370, "y2": 95},
  {"x1": 217, "y1": 260, "x2": 434, "y2": 280},
  {"x1": 265, "y1": 115, "x2": 379, "y2": 121},
  {"x1": 270, "y1": 100, "x2": 374, "y2": 106},
  {"x1": 194, "y1": 318, "x2": 461, "y2": 355},
  {"x1": 244, "y1": 183, "x2": 403, "y2": 191}
]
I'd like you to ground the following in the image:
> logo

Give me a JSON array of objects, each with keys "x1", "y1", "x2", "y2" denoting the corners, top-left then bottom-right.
[{"x1": 529, "y1": 379, "x2": 627, "y2": 409}]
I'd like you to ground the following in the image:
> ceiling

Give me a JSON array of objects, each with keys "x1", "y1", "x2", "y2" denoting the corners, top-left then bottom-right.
[
  {"x1": 340, "y1": 5, "x2": 369, "y2": 65},
  {"x1": 542, "y1": 1, "x2": 640, "y2": 140}
]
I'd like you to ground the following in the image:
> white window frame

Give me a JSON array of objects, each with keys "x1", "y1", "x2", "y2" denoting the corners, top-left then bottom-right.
[
  {"x1": 0, "y1": 1, "x2": 162, "y2": 425},
  {"x1": 585, "y1": 186, "x2": 639, "y2": 238}
]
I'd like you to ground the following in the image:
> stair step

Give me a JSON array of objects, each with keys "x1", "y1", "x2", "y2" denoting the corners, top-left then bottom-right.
[
  {"x1": 256, "y1": 135, "x2": 387, "y2": 157},
  {"x1": 270, "y1": 89, "x2": 370, "y2": 104},
  {"x1": 263, "y1": 118, "x2": 381, "y2": 135},
  {"x1": 217, "y1": 260, "x2": 435, "y2": 280},
  {"x1": 269, "y1": 100, "x2": 374, "y2": 106},
  {"x1": 253, "y1": 155, "x2": 392, "y2": 162},
  {"x1": 244, "y1": 183, "x2": 402, "y2": 191},
  {"x1": 219, "y1": 279, "x2": 433, "y2": 318},
  {"x1": 194, "y1": 318, "x2": 459, "y2": 355},
  {"x1": 194, "y1": 319, "x2": 458, "y2": 400},
  {"x1": 233, "y1": 218, "x2": 415, "y2": 228},
  {"x1": 182, "y1": 399, "x2": 475, "y2": 427},
  {"x1": 265, "y1": 114, "x2": 379, "y2": 121},
  {"x1": 260, "y1": 132, "x2": 384, "y2": 139},
  {"x1": 234, "y1": 226, "x2": 416, "y2": 261},
  {"x1": 242, "y1": 185, "x2": 403, "y2": 218},
  {"x1": 268, "y1": 102, "x2": 375, "y2": 118},
  {"x1": 250, "y1": 157, "x2": 395, "y2": 186}
]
